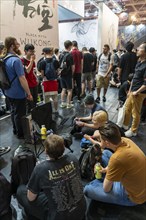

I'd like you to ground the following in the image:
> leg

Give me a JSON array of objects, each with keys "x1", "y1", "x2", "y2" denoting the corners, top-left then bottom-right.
[
  {"x1": 61, "y1": 88, "x2": 67, "y2": 103},
  {"x1": 101, "y1": 149, "x2": 113, "y2": 167},
  {"x1": 52, "y1": 94, "x2": 58, "y2": 112},
  {"x1": 84, "y1": 180, "x2": 136, "y2": 206},
  {"x1": 131, "y1": 93, "x2": 146, "y2": 133},
  {"x1": 16, "y1": 185, "x2": 48, "y2": 220},
  {"x1": 81, "y1": 74, "x2": 86, "y2": 96},
  {"x1": 9, "y1": 98, "x2": 26, "y2": 137},
  {"x1": 75, "y1": 73, "x2": 82, "y2": 100},
  {"x1": 123, "y1": 93, "x2": 133, "y2": 127}
]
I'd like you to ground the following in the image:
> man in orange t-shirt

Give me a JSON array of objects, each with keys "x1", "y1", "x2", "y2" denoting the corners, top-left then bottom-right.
[{"x1": 84, "y1": 122, "x2": 146, "y2": 206}]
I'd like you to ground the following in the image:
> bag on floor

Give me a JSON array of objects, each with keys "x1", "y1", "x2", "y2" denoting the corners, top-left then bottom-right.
[
  {"x1": 116, "y1": 104, "x2": 125, "y2": 128},
  {"x1": 79, "y1": 144, "x2": 102, "y2": 180},
  {"x1": 11, "y1": 146, "x2": 36, "y2": 194},
  {"x1": 0, "y1": 172, "x2": 11, "y2": 216}
]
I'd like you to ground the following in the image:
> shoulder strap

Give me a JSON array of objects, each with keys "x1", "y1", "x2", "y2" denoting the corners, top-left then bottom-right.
[{"x1": 98, "y1": 53, "x2": 102, "y2": 62}]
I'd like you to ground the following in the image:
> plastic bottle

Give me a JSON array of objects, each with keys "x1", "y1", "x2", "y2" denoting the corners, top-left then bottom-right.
[
  {"x1": 41, "y1": 125, "x2": 47, "y2": 140},
  {"x1": 95, "y1": 162, "x2": 102, "y2": 179}
]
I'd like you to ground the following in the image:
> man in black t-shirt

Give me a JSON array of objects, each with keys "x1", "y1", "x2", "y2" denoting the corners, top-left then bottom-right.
[
  {"x1": 89, "y1": 47, "x2": 97, "y2": 90},
  {"x1": 118, "y1": 41, "x2": 137, "y2": 84},
  {"x1": 16, "y1": 134, "x2": 86, "y2": 220},
  {"x1": 59, "y1": 40, "x2": 75, "y2": 109},
  {"x1": 123, "y1": 43, "x2": 146, "y2": 137},
  {"x1": 81, "y1": 47, "x2": 94, "y2": 97}
]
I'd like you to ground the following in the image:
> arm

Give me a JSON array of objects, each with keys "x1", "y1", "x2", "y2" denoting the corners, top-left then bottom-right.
[
  {"x1": 84, "y1": 134, "x2": 99, "y2": 145},
  {"x1": 133, "y1": 85, "x2": 146, "y2": 95},
  {"x1": 105, "y1": 63, "x2": 113, "y2": 78},
  {"x1": 19, "y1": 75, "x2": 33, "y2": 100},
  {"x1": 25, "y1": 55, "x2": 35, "y2": 74},
  {"x1": 103, "y1": 178, "x2": 113, "y2": 193},
  {"x1": 117, "y1": 67, "x2": 122, "y2": 80},
  {"x1": 72, "y1": 64, "x2": 75, "y2": 74},
  {"x1": 78, "y1": 115, "x2": 92, "y2": 121},
  {"x1": 81, "y1": 58, "x2": 83, "y2": 73},
  {"x1": 27, "y1": 190, "x2": 37, "y2": 201},
  {"x1": 41, "y1": 70, "x2": 45, "y2": 78}
]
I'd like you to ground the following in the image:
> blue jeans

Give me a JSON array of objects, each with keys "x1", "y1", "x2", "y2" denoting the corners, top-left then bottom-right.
[{"x1": 84, "y1": 150, "x2": 136, "y2": 206}]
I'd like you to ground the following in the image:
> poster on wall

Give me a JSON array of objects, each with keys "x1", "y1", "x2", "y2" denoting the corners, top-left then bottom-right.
[
  {"x1": 0, "y1": 0, "x2": 59, "y2": 60},
  {"x1": 59, "y1": 19, "x2": 98, "y2": 51},
  {"x1": 98, "y1": 3, "x2": 119, "y2": 53}
]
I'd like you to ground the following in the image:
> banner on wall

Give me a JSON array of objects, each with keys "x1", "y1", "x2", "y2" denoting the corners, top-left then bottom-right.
[
  {"x1": 59, "y1": 19, "x2": 98, "y2": 51},
  {"x1": 0, "y1": 0, "x2": 59, "y2": 60}
]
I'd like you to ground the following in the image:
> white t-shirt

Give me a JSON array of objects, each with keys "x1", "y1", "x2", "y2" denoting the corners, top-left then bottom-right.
[{"x1": 98, "y1": 53, "x2": 113, "y2": 77}]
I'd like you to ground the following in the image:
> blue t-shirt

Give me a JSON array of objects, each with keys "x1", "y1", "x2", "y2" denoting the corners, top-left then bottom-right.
[{"x1": 4, "y1": 54, "x2": 26, "y2": 99}]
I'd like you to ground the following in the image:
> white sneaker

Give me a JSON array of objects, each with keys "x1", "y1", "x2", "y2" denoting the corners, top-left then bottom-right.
[
  {"x1": 125, "y1": 129, "x2": 137, "y2": 138},
  {"x1": 122, "y1": 125, "x2": 129, "y2": 130},
  {"x1": 60, "y1": 103, "x2": 67, "y2": 108},
  {"x1": 67, "y1": 104, "x2": 74, "y2": 109}
]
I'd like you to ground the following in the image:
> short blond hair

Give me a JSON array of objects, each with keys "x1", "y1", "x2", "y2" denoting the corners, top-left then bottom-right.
[{"x1": 92, "y1": 110, "x2": 108, "y2": 124}]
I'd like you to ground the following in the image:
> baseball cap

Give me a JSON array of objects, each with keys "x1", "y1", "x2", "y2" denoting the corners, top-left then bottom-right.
[
  {"x1": 0, "y1": 41, "x2": 4, "y2": 50},
  {"x1": 42, "y1": 47, "x2": 53, "y2": 55},
  {"x1": 84, "y1": 94, "x2": 95, "y2": 105}
]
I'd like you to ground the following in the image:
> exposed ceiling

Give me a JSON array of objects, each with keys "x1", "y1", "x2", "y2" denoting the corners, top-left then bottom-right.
[{"x1": 85, "y1": 0, "x2": 146, "y2": 25}]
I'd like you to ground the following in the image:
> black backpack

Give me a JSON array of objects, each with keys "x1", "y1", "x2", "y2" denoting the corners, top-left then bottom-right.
[
  {"x1": 11, "y1": 146, "x2": 36, "y2": 194},
  {"x1": 79, "y1": 144, "x2": 102, "y2": 180},
  {"x1": 0, "y1": 54, "x2": 17, "y2": 90},
  {"x1": 45, "y1": 58, "x2": 57, "y2": 80},
  {"x1": 59, "y1": 52, "x2": 70, "y2": 76},
  {"x1": 0, "y1": 173, "x2": 11, "y2": 217}
]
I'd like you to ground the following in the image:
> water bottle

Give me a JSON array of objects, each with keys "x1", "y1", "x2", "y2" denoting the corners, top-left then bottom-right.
[
  {"x1": 95, "y1": 163, "x2": 102, "y2": 179},
  {"x1": 41, "y1": 125, "x2": 47, "y2": 140}
]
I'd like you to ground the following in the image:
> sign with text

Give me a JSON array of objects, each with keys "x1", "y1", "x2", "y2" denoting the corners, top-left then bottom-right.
[{"x1": 0, "y1": 0, "x2": 59, "y2": 60}]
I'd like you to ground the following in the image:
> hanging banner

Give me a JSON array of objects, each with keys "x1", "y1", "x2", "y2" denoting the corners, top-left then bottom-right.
[{"x1": 0, "y1": 0, "x2": 59, "y2": 60}]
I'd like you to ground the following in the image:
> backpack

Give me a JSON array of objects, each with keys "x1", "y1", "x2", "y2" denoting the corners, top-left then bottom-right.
[
  {"x1": 59, "y1": 52, "x2": 70, "y2": 76},
  {"x1": 0, "y1": 173, "x2": 11, "y2": 216},
  {"x1": 79, "y1": 144, "x2": 102, "y2": 180},
  {"x1": 113, "y1": 53, "x2": 120, "y2": 67},
  {"x1": 98, "y1": 53, "x2": 111, "y2": 62},
  {"x1": 80, "y1": 137, "x2": 92, "y2": 149},
  {"x1": 0, "y1": 54, "x2": 17, "y2": 90},
  {"x1": 11, "y1": 146, "x2": 36, "y2": 194},
  {"x1": 44, "y1": 58, "x2": 57, "y2": 80}
]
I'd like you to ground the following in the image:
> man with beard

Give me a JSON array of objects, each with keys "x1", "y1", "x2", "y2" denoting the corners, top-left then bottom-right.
[{"x1": 4, "y1": 36, "x2": 32, "y2": 139}]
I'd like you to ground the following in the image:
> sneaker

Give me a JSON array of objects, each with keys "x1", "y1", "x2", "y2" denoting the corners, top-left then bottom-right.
[
  {"x1": 0, "y1": 146, "x2": 11, "y2": 156},
  {"x1": 60, "y1": 103, "x2": 67, "y2": 108},
  {"x1": 125, "y1": 129, "x2": 137, "y2": 138},
  {"x1": 103, "y1": 96, "x2": 106, "y2": 102},
  {"x1": 122, "y1": 125, "x2": 129, "y2": 130},
  {"x1": 67, "y1": 104, "x2": 74, "y2": 109},
  {"x1": 73, "y1": 132, "x2": 83, "y2": 139},
  {"x1": 95, "y1": 97, "x2": 100, "y2": 103}
]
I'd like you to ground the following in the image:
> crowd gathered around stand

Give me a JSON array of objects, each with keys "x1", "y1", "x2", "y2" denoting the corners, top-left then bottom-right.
[{"x1": 0, "y1": 37, "x2": 146, "y2": 220}]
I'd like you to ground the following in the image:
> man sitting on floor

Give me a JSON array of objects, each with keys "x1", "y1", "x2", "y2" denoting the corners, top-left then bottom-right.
[
  {"x1": 71, "y1": 94, "x2": 106, "y2": 138},
  {"x1": 84, "y1": 122, "x2": 146, "y2": 206},
  {"x1": 16, "y1": 134, "x2": 86, "y2": 220}
]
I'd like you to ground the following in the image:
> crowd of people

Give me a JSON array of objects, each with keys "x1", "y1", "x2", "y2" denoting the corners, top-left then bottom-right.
[{"x1": 0, "y1": 37, "x2": 146, "y2": 220}]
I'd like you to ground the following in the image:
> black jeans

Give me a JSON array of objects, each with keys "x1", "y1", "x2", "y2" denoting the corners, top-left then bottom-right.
[
  {"x1": 8, "y1": 97, "x2": 26, "y2": 137},
  {"x1": 73, "y1": 73, "x2": 81, "y2": 99}
]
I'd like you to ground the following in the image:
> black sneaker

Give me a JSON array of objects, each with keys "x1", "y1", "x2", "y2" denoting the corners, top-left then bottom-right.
[
  {"x1": 103, "y1": 96, "x2": 106, "y2": 102},
  {"x1": 73, "y1": 132, "x2": 83, "y2": 139},
  {"x1": 95, "y1": 97, "x2": 100, "y2": 103}
]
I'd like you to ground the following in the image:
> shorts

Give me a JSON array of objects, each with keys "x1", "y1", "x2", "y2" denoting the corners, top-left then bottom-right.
[
  {"x1": 82, "y1": 73, "x2": 92, "y2": 83},
  {"x1": 43, "y1": 93, "x2": 58, "y2": 104},
  {"x1": 60, "y1": 75, "x2": 72, "y2": 90},
  {"x1": 96, "y1": 74, "x2": 109, "y2": 89}
]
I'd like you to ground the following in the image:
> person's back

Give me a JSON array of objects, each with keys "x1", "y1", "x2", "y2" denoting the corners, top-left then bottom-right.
[
  {"x1": 107, "y1": 137, "x2": 146, "y2": 204},
  {"x1": 71, "y1": 48, "x2": 82, "y2": 74},
  {"x1": 28, "y1": 154, "x2": 86, "y2": 220},
  {"x1": 83, "y1": 52, "x2": 93, "y2": 73}
]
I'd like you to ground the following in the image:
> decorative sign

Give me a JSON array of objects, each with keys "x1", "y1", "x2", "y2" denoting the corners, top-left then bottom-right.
[{"x1": 0, "y1": 0, "x2": 59, "y2": 60}]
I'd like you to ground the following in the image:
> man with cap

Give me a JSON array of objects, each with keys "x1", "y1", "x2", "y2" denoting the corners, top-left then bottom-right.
[
  {"x1": 71, "y1": 94, "x2": 106, "y2": 137},
  {"x1": 21, "y1": 44, "x2": 38, "y2": 113},
  {"x1": 39, "y1": 47, "x2": 60, "y2": 115}
]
